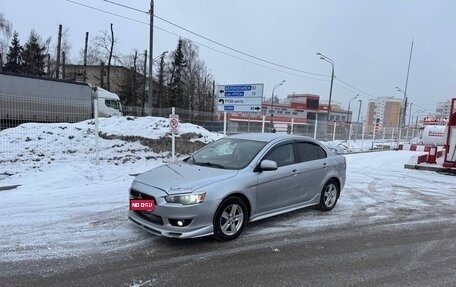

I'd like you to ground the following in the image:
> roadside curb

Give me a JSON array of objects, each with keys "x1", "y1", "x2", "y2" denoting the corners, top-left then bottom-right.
[{"x1": 404, "y1": 164, "x2": 456, "y2": 175}]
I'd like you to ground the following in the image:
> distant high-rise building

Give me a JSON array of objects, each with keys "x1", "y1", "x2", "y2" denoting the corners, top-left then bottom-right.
[
  {"x1": 366, "y1": 97, "x2": 402, "y2": 130},
  {"x1": 435, "y1": 100, "x2": 451, "y2": 119}
]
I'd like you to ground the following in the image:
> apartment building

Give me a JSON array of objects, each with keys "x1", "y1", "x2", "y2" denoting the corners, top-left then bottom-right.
[{"x1": 366, "y1": 97, "x2": 402, "y2": 129}]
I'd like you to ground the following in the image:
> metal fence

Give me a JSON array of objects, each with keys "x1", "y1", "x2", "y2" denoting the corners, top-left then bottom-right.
[{"x1": 0, "y1": 95, "x2": 423, "y2": 175}]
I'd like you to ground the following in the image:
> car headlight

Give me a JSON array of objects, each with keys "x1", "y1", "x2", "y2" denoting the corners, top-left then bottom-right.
[{"x1": 165, "y1": 192, "x2": 206, "y2": 205}]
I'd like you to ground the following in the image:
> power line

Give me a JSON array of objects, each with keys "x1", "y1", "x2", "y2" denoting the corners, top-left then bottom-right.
[
  {"x1": 65, "y1": 0, "x2": 330, "y2": 82},
  {"x1": 103, "y1": 0, "x2": 145, "y2": 14},
  {"x1": 66, "y1": 0, "x2": 147, "y2": 26},
  {"x1": 335, "y1": 75, "x2": 432, "y2": 112},
  {"x1": 102, "y1": 0, "x2": 328, "y2": 78},
  {"x1": 334, "y1": 76, "x2": 376, "y2": 99},
  {"x1": 70, "y1": 0, "x2": 426, "y2": 110}
]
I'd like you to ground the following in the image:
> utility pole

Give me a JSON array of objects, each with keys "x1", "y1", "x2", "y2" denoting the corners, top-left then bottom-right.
[
  {"x1": 62, "y1": 51, "x2": 66, "y2": 79},
  {"x1": 317, "y1": 53, "x2": 335, "y2": 122},
  {"x1": 147, "y1": 0, "x2": 154, "y2": 115},
  {"x1": 56, "y1": 24, "x2": 62, "y2": 79},
  {"x1": 83, "y1": 32, "x2": 89, "y2": 82},
  {"x1": 143, "y1": 49, "x2": 147, "y2": 111}
]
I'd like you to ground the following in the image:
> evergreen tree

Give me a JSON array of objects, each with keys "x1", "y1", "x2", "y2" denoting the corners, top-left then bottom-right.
[
  {"x1": 4, "y1": 32, "x2": 23, "y2": 73},
  {"x1": 22, "y1": 30, "x2": 46, "y2": 76},
  {"x1": 168, "y1": 39, "x2": 186, "y2": 108}
]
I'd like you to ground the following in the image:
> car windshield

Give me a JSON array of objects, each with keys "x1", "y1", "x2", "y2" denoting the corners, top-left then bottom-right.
[{"x1": 188, "y1": 138, "x2": 267, "y2": 170}]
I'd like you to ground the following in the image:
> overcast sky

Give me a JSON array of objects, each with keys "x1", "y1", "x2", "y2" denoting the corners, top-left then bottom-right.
[{"x1": 2, "y1": 0, "x2": 455, "y2": 118}]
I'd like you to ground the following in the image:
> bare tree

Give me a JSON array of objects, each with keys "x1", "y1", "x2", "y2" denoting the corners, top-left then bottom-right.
[
  {"x1": 107, "y1": 23, "x2": 114, "y2": 90},
  {"x1": 44, "y1": 27, "x2": 72, "y2": 78},
  {"x1": 0, "y1": 13, "x2": 11, "y2": 39},
  {"x1": 88, "y1": 25, "x2": 118, "y2": 90},
  {"x1": 0, "y1": 13, "x2": 12, "y2": 68},
  {"x1": 180, "y1": 39, "x2": 215, "y2": 115},
  {"x1": 156, "y1": 52, "x2": 168, "y2": 109},
  {"x1": 119, "y1": 49, "x2": 146, "y2": 108}
]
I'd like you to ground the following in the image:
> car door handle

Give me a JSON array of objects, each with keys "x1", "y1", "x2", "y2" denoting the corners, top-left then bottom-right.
[
  {"x1": 291, "y1": 169, "x2": 298, "y2": 175},
  {"x1": 322, "y1": 163, "x2": 327, "y2": 169}
]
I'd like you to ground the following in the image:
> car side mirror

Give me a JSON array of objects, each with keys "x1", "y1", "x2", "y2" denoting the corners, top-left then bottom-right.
[{"x1": 259, "y1": 160, "x2": 278, "y2": 171}]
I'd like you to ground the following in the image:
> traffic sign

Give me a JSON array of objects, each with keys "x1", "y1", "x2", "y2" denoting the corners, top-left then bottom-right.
[
  {"x1": 217, "y1": 97, "x2": 263, "y2": 105},
  {"x1": 217, "y1": 83, "x2": 263, "y2": 113},
  {"x1": 218, "y1": 84, "x2": 263, "y2": 97},
  {"x1": 169, "y1": 114, "x2": 179, "y2": 134},
  {"x1": 217, "y1": 105, "x2": 262, "y2": 112}
]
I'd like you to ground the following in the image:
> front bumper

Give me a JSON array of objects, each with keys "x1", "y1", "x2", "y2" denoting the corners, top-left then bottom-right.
[
  {"x1": 128, "y1": 211, "x2": 214, "y2": 239},
  {"x1": 128, "y1": 183, "x2": 221, "y2": 239}
]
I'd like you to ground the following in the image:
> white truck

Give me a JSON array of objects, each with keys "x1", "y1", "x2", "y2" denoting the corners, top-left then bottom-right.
[{"x1": 0, "y1": 72, "x2": 122, "y2": 128}]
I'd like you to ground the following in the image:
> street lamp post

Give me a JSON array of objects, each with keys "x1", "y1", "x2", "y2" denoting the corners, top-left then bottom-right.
[
  {"x1": 395, "y1": 86, "x2": 408, "y2": 126},
  {"x1": 395, "y1": 86, "x2": 408, "y2": 143},
  {"x1": 317, "y1": 52, "x2": 335, "y2": 122},
  {"x1": 347, "y1": 95, "x2": 359, "y2": 123},
  {"x1": 270, "y1": 80, "x2": 286, "y2": 132},
  {"x1": 153, "y1": 51, "x2": 168, "y2": 63},
  {"x1": 396, "y1": 40, "x2": 414, "y2": 143},
  {"x1": 415, "y1": 109, "x2": 424, "y2": 128},
  {"x1": 346, "y1": 95, "x2": 359, "y2": 141},
  {"x1": 408, "y1": 102, "x2": 413, "y2": 127},
  {"x1": 357, "y1": 99, "x2": 362, "y2": 123}
]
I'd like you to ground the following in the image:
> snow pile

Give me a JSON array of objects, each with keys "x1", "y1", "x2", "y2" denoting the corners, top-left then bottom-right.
[{"x1": 0, "y1": 116, "x2": 223, "y2": 174}]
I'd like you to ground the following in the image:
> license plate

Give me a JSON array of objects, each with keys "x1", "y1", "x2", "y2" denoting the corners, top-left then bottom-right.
[{"x1": 130, "y1": 199, "x2": 155, "y2": 211}]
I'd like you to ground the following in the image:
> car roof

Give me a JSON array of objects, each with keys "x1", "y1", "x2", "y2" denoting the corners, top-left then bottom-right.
[{"x1": 227, "y1": 133, "x2": 316, "y2": 143}]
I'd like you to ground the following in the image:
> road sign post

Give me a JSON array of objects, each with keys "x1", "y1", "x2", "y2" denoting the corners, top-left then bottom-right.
[{"x1": 169, "y1": 108, "x2": 179, "y2": 162}]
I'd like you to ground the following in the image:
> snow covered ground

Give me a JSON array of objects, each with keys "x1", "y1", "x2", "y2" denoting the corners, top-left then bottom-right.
[{"x1": 0, "y1": 117, "x2": 454, "y2": 263}]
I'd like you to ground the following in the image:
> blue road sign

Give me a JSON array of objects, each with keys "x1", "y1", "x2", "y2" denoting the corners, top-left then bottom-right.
[
  {"x1": 225, "y1": 91, "x2": 244, "y2": 97},
  {"x1": 225, "y1": 85, "x2": 251, "y2": 91},
  {"x1": 217, "y1": 83, "x2": 264, "y2": 113},
  {"x1": 224, "y1": 106, "x2": 235, "y2": 111}
]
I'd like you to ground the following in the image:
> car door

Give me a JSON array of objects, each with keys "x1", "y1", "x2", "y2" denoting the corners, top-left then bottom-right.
[
  {"x1": 256, "y1": 142, "x2": 299, "y2": 213},
  {"x1": 294, "y1": 141, "x2": 328, "y2": 202}
]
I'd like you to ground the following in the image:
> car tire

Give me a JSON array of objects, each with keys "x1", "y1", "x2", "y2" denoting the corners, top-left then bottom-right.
[
  {"x1": 318, "y1": 179, "x2": 339, "y2": 211},
  {"x1": 213, "y1": 196, "x2": 248, "y2": 241}
]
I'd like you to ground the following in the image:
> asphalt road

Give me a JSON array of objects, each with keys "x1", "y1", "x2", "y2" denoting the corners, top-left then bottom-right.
[{"x1": 2, "y1": 208, "x2": 455, "y2": 287}]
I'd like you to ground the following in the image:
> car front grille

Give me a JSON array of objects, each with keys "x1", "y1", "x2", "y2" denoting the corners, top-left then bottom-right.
[
  {"x1": 130, "y1": 189, "x2": 163, "y2": 225},
  {"x1": 130, "y1": 189, "x2": 155, "y2": 200}
]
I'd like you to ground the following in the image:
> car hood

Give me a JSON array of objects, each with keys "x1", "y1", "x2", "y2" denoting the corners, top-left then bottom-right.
[{"x1": 134, "y1": 162, "x2": 238, "y2": 194}]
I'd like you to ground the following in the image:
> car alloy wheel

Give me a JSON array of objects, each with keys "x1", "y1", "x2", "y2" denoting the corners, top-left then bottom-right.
[
  {"x1": 318, "y1": 180, "x2": 339, "y2": 211},
  {"x1": 213, "y1": 197, "x2": 248, "y2": 241}
]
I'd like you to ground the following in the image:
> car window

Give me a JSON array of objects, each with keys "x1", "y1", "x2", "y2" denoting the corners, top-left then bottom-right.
[
  {"x1": 264, "y1": 143, "x2": 295, "y2": 167},
  {"x1": 104, "y1": 99, "x2": 121, "y2": 110},
  {"x1": 191, "y1": 138, "x2": 267, "y2": 169},
  {"x1": 295, "y1": 142, "x2": 327, "y2": 162}
]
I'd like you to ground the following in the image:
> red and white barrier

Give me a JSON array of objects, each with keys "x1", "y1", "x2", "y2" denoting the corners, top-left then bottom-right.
[{"x1": 398, "y1": 144, "x2": 440, "y2": 152}]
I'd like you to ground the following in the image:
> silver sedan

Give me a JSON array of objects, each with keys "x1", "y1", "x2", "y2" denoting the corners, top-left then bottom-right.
[{"x1": 128, "y1": 133, "x2": 346, "y2": 241}]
